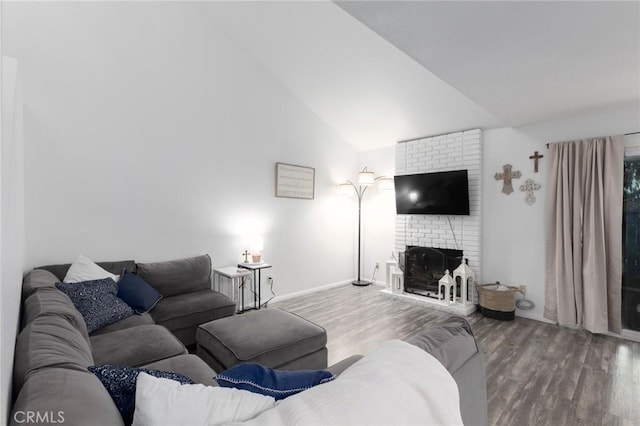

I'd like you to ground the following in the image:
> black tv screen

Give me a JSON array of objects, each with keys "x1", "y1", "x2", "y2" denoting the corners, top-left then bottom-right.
[{"x1": 394, "y1": 170, "x2": 470, "y2": 215}]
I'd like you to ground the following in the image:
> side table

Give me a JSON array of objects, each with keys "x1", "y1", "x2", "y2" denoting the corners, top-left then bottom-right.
[
  {"x1": 237, "y1": 262, "x2": 272, "y2": 311},
  {"x1": 212, "y1": 266, "x2": 252, "y2": 312}
]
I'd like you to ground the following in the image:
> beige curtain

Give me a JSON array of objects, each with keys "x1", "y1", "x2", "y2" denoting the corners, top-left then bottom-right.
[{"x1": 544, "y1": 136, "x2": 624, "y2": 334}]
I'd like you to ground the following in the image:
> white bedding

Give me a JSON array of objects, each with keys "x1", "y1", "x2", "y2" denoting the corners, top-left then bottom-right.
[
  {"x1": 232, "y1": 339, "x2": 464, "y2": 426},
  {"x1": 133, "y1": 339, "x2": 463, "y2": 426},
  {"x1": 133, "y1": 373, "x2": 276, "y2": 426}
]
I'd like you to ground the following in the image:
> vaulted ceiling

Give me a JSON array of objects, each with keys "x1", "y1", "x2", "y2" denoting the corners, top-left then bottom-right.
[{"x1": 198, "y1": 1, "x2": 639, "y2": 151}]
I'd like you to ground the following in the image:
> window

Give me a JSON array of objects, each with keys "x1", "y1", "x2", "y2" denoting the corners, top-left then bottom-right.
[{"x1": 623, "y1": 157, "x2": 640, "y2": 331}]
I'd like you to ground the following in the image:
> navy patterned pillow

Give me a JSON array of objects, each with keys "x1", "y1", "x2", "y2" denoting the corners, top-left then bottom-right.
[
  {"x1": 56, "y1": 278, "x2": 134, "y2": 333},
  {"x1": 89, "y1": 365, "x2": 194, "y2": 425},
  {"x1": 117, "y1": 270, "x2": 162, "y2": 314}
]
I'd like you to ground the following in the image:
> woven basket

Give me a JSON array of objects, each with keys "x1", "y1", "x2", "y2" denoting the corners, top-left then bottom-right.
[{"x1": 477, "y1": 283, "x2": 523, "y2": 320}]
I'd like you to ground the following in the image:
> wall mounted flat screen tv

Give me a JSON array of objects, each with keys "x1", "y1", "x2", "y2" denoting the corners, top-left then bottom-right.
[{"x1": 394, "y1": 170, "x2": 470, "y2": 215}]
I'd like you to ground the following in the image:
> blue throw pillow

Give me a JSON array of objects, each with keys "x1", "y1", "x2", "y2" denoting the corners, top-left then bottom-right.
[
  {"x1": 56, "y1": 278, "x2": 134, "y2": 333},
  {"x1": 117, "y1": 270, "x2": 163, "y2": 314},
  {"x1": 89, "y1": 365, "x2": 194, "y2": 425},
  {"x1": 215, "y1": 363, "x2": 335, "y2": 400}
]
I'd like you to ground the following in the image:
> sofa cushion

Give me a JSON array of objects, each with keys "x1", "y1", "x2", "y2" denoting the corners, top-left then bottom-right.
[
  {"x1": 143, "y1": 354, "x2": 218, "y2": 386},
  {"x1": 89, "y1": 365, "x2": 194, "y2": 425},
  {"x1": 21, "y1": 286, "x2": 90, "y2": 343},
  {"x1": 13, "y1": 315, "x2": 94, "y2": 395},
  {"x1": 10, "y1": 368, "x2": 124, "y2": 426},
  {"x1": 90, "y1": 312, "x2": 155, "y2": 336},
  {"x1": 196, "y1": 308, "x2": 327, "y2": 370},
  {"x1": 39, "y1": 259, "x2": 137, "y2": 282},
  {"x1": 21, "y1": 269, "x2": 59, "y2": 300},
  {"x1": 117, "y1": 270, "x2": 162, "y2": 313},
  {"x1": 150, "y1": 289, "x2": 236, "y2": 332},
  {"x1": 216, "y1": 362, "x2": 335, "y2": 400},
  {"x1": 56, "y1": 278, "x2": 135, "y2": 333},
  {"x1": 90, "y1": 324, "x2": 187, "y2": 367},
  {"x1": 136, "y1": 254, "x2": 212, "y2": 297},
  {"x1": 63, "y1": 254, "x2": 120, "y2": 283}
]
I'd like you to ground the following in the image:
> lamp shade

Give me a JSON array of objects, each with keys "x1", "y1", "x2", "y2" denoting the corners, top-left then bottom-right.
[
  {"x1": 358, "y1": 170, "x2": 375, "y2": 186},
  {"x1": 244, "y1": 236, "x2": 263, "y2": 251},
  {"x1": 338, "y1": 183, "x2": 354, "y2": 196},
  {"x1": 252, "y1": 237, "x2": 264, "y2": 251},
  {"x1": 377, "y1": 177, "x2": 394, "y2": 190}
]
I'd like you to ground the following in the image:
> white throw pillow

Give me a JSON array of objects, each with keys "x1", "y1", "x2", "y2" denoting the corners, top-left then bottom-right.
[
  {"x1": 63, "y1": 254, "x2": 120, "y2": 283},
  {"x1": 132, "y1": 372, "x2": 276, "y2": 426}
]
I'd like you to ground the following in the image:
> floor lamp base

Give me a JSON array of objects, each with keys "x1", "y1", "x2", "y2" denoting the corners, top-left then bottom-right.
[{"x1": 352, "y1": 280, "x2": 371, "y2": 287}]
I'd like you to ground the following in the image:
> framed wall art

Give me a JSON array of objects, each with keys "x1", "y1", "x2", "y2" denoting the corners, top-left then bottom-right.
[{"x1": 275, "y1": 162, "x2": 315, "y2": 200}]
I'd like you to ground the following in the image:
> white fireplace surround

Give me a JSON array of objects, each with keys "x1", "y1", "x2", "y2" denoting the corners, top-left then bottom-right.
[{"x1": 384, "y1": 129, "x2": 482, "y2": 314}]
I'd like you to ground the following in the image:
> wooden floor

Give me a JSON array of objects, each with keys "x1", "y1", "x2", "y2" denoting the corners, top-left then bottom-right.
[{"x1": 273, "y1": 284, "x2": 640, "y2": 426}]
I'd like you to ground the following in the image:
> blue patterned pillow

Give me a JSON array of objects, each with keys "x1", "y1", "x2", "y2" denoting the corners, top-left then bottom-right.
[
  {"x1": 215, "y1": 362, "x2": 335, "y2": 400},
  {"x1": 89, "y1": 365, "x2": 194, "y2": 425},
  {"x1": 56, "y1": 278, "x2": 134, "y2": 333}
]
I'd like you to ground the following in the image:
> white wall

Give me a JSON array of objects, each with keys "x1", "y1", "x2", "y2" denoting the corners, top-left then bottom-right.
[
  {"x1": 1, "y1": 56, "x2": 25, "y2": 424},
  {"x1": 3, "y1": 2, "x2": 358, "y2": 297},
  {"x1": 483, "y1": 104, "x2": 640, "y2": 322}
]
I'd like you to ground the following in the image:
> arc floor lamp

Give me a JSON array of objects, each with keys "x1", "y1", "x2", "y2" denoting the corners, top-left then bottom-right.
[{"x1": 339, "y1": 167, "x2": 393, "y2": 286}]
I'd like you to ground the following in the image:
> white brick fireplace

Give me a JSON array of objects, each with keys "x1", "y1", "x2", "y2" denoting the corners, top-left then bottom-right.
[{"x1": 388, "y1": 129, "x2": 482, "y2": 312}]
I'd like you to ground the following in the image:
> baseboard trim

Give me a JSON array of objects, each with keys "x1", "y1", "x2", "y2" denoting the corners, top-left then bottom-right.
[
  {"x1": 618, "y1": 329, "x2": 640, "y2": 343},
  {"x1": 514, "y1": 310, "x2": 555, "y2": 324},
  {"x1": 269, "y1": 279, "x2": 352, "y2": 304},
  {"x1": 514, "y1": 312, "x2": 640, "y2": 343}
]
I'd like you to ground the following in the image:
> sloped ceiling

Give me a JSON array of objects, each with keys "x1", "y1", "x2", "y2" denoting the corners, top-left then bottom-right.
[
  {"x1": 198, "y1": 1, "x2": 639, "y2": 151},
  {"x1": 336, "y1": 1, "x2": 640, "y2": 128}
]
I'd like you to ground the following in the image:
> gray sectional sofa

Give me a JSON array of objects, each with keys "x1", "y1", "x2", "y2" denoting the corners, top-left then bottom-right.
[
  {"x1": 12, "y1": 267, "x2": 214, "y2": 425},
  {"x1": 36, "y1": 254, "x2": 236, "y2": 346},
  {"x1": 10, "y1": 255, "x2": 488, "y2": 426}
]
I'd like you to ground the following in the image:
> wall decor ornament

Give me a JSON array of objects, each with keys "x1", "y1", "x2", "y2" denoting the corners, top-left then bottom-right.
[
  {"x1": 494, "y1": 164, "x2": 521, "y2": 195},
  {"x1": 438, "y1": 269, "x2": 456, "y2": 303},
  {"x1": 529, "y1": 151, "x2": 544, "y2": 173},
  {"x1": 519, "y1": 178, "x2": 541, "y2": 205},
  {"x1": 275, "y1": 162, "x2": 315, "y2": 199},
  {"x1": 453, "y1": 258, "x2": 475, "y2": 304}
]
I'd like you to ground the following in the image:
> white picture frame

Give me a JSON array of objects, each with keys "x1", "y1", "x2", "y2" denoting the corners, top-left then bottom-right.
[{"x1": 275, "y1": 162, "x2": 315, "y2": 200}]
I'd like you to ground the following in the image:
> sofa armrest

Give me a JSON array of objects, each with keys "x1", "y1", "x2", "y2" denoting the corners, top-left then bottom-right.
[
  {"x1": 22, "y1": 269, "x2": 59, "y2": 300},
  {"x1": 409, "y1": 316, "x2": 488, "y2": 426},
  {"x1": 10, "y1": 369, "x2": 124, "y2": 426},
  {"x1": 327, "y1": 355, "x2": 363, "y2": 377},
  {"x1": 409, "y1": 316, "x2": 479, "y2": 373}
]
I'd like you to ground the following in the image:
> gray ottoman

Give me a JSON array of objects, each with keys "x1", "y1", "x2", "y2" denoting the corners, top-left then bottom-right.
[{"x1": 196, "y1": 308, "x2": 328, "y2": 372}]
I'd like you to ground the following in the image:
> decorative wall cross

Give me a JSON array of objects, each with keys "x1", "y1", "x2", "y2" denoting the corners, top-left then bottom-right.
[
  {"x1": 529, "y1": 151, "x2": 544, "y2": 173},
  {"x1": 519, "y1": 178, "x2": 541, "y2": 205},
  {"x1": 494, "y1": 164, "x2": 521, "y2": 195}
]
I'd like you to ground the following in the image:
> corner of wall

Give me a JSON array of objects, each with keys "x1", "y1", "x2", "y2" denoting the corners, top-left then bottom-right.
[{"x1": 1, "y1": 55, "x2": 25, "y2": 424}]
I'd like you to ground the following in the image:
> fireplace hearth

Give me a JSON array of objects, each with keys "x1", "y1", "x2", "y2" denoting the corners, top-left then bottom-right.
[{"x1": 401, "y1": 246, "x2": 463, "y2": 299}]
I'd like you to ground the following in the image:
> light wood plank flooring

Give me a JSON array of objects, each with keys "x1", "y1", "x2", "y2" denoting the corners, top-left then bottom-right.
[{"x1": 272, "y1": 284, "x2": 640, "y2": 426}]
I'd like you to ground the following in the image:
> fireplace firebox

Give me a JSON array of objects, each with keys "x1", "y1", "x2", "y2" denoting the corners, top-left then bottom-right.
[{"x1": 400, "y1": 246, "x2": 463, "y2": 299}]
